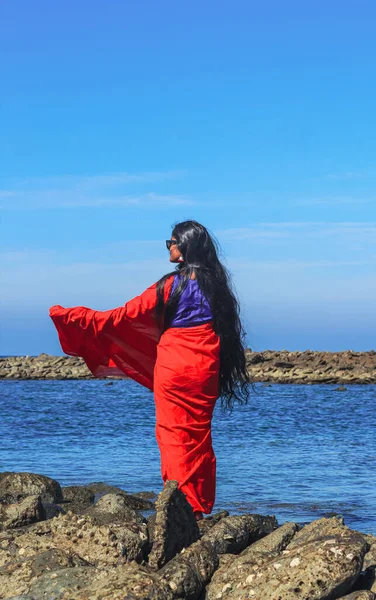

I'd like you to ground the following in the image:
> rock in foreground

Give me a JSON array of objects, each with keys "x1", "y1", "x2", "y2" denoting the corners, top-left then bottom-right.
[
  {"x1": 148, "y1": 480, "x2": 200, "y2": 570},
  {"x1": 0, "y1": 471, "x2": 375, "y2": 599}
]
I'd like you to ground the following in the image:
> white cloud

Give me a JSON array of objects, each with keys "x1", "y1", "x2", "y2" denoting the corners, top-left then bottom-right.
[
  {"x1": 217, "y1": 221, "x2": 376, "y2": 243},
  {"x1": 0, "y1": 171, "x2": 192, "y2": 210},
  {"x1": 228, "y1": 258, "x2": 375, "y2": 269},
  {"x1": 1, "y1": 254, "x2": 168, "y2": 309},
  {"x1": 323, "y1": 171, "x2": 366, "y2": 181},
  {"x1": 6, "y1": 170, "x2": 182, "y2": 189},
  {"x1": 311, "y1": 168, "x2": 375, "y2": 182},
  {"x1": 294, "y1": 196, "x2": 373, "y2": 206}
]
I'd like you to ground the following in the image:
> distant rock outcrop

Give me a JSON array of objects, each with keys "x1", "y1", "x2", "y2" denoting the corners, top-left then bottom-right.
[{"x1": 1, "y1": 350, "x2": 375, "y2": 383}]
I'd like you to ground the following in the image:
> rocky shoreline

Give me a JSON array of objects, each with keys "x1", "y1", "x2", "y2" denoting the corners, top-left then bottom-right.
[
  {"x1": 0, "y1": 472, "x2": 375, "y2": 599},
  {"x1": 1, "y1": 351, "x2": 375, "y2": 384}
]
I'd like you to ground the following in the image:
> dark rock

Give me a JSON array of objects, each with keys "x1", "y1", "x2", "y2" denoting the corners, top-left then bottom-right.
[
  {"x1": 198, "y1": 510, "x2": 230, "y2": 535},
  {"x1": 274, "y1": 361, "x2": 294, "y2": 369},
  {"x1": 85, "y1": 493, "x2": 145, "y2": 525},
  {"x1": 201, "y1": 513, "x2": 278, "y2": 555},
  {"x1": 147, "y1": 512, "x2": 157, "y2": 548},
  {"x1": 148, "y1": 480, "x2": 200, "y2": 570},
  {"x1": 42, "y1": 502, "x2": 66, "y2": 520},
  {"x1": 338, "y1": 592, "x2": 376, "y2": 599},
  {"x1": 60, "y1": 485, "x2": 95, "y2": 515},
  {"x1": 246, "y1": 353, "x2": 265, "y2": 365},
  {"x1": 0, "y1": 472, "x2": 63, "y2": 505},
  {"x1": 27, "y1": 566, "x2": 95, "y2": 599},
  {"x1": 30, "y1": 547, "x2": 90, "y2": 571},
  {"x1": 335, "y1": 386, "x2": 348, "y2": 391},
  {"x1": 0, "y1": 495, "x2": 45, "y2": 530},
  {"x1": 160, "y1": 539, "x2": 219, "y2": 599},
  {"x1": 134, "y1": 490, "x2": 158, "y2": 501},
  {"x1": 62, "y1": 486, "x2": 95, "y2": 506},
  {"x1": 87, "y1": 482, "x2": 154, "y2": 510},
  {"x1": 353, "y1": 566, "x2": 376, "y2": 594}
]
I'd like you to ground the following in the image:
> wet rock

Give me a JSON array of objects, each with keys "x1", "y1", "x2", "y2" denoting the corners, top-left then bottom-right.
[
  {"x1": 85, "y1": 493, "x2": 145, "y2": 525},
  {"x1": 206, "y1": 522, "x2": 298, "y2": 599},
  {"x1": 206, "y1": 528, "x2": 368, "y2": 599},
  {"x1": 160, "y1": 539, "x2": 219, "y2": 599},
  {"x1": 335, "y1": 386, "x2": 348, "y2": 391},
  {"x1": 0, "y1": 472, "x2": 63, "y2": 505},
  {"x1": 148, "y1": 480, "x2": 200, "y2": 570},
  {"x1": 0, "y1": 495, "x2": 45, "y2": 530},
  {"x1": 201, "y1": 513, "x2": 278, "y2": 555}
]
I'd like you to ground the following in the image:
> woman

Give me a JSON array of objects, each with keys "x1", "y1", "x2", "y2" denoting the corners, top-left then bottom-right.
[{"x1": 50, "y1": 220, "x2": 250, "y2": 519}]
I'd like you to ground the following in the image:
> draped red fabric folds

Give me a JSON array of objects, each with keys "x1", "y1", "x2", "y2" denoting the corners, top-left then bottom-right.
[
  {"x1": 49, "y1": 277, "x2": 220, "y2": 514},
  {"x1": 155, "y1": 323, "x2": 219, "y2": 513}
]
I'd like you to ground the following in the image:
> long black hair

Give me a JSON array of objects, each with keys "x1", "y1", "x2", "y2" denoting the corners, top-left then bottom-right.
[{"x1": 156, "y1": 220, "x2": 251, "y2": 409}]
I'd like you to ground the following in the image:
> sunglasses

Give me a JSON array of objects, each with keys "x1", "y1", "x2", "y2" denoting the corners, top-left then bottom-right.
[{"x1": 165, "y1": 239, "x2": 178, "y2": 250}]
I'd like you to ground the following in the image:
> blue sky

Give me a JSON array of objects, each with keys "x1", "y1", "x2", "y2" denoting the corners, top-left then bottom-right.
[{"x1": 1, "y1": 0, "x2": 375, "y2": 354}]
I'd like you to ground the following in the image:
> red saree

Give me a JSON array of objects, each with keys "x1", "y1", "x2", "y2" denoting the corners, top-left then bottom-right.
[{"x1": 49, "y1": 279, "x2": 220, "y2": 514}]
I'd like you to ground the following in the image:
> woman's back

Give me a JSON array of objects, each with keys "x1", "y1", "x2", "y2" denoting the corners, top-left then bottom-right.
[{"x1": 169, "y1": 276, "x2": 213, "y2": 328}]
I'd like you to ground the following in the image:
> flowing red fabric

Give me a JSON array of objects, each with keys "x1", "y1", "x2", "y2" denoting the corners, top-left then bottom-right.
[
  {"x1": 49, "y1": 280, "x2": 173, "y2": 389},
  {"x1": 49, "y1": 278, "x2": 220, "y2": 513}
]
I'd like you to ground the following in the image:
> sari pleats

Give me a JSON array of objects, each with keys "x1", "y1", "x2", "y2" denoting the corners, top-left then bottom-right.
[{"x1": 154, "y1": 323, "x2": 220, "y2": 513}]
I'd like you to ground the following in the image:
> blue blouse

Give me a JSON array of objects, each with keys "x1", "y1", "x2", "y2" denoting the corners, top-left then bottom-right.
[{"x1": 170, "y1": 276, "x2": 213, "y2": 327}]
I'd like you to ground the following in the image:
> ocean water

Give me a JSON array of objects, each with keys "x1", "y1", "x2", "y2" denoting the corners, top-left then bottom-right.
[{"x1": 1, "y1": 380, "x2": 375, "y2": 533}]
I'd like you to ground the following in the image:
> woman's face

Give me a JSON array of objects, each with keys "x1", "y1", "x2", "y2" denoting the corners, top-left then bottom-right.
[{"x1": 169, "y1": 235, "x2": 183, "y2": 263}]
